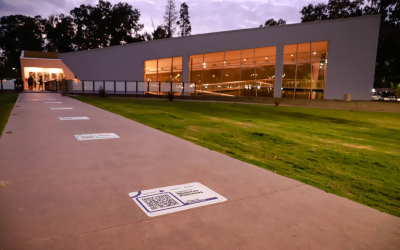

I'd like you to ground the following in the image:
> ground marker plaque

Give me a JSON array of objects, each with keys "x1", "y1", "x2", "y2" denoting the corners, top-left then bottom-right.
[
  {"x1": 75, "y1": 133, "x2": 120, "y2": 140},
  {"x1": 59, "y1": 117, "x2": 89, "y2": 120},
  {"x1": 129, "y1": 182, "x2": 227, "y2": 217},
  {"x1": 28, "y1": 98, "x2": 56, "y2": 101},
  {"x1": 51, "y1": 107, "x2": 73, "y2": 110}
]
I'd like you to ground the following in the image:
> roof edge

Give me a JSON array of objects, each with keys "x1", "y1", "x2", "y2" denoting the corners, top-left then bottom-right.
[{"x1": 60, "y1": 14, "x2": 381, "y2": 55}]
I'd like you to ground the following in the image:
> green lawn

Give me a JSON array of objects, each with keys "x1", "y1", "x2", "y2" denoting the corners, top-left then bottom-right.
[
  {"x1": 0, "y1": 92, "x2": 19, "y2": 136},
  {"x1": 74, "y1": 96, "x2": 400, "y2": 217}
]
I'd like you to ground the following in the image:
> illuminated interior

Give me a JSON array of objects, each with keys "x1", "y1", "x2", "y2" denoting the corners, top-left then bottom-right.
[
  {"x1": 281, "y1": 41, "x2": 328, "y2": 99},
  {"x1": 144, "y1": 57, "x2": 183, "y2": 82},
  {"x1": 23, "y1": 67, "x2": 65, "y2": 89},
  {"x1": 189, "y1": 46, "x2": 276, "y2": 97}
]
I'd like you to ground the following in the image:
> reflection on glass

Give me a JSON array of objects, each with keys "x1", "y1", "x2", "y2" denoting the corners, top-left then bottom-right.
[
  {"x1": 143, "y1": 57, "x2": 183, "y2": 83},
  {"x1": 282, "y1": 41, "x2": 328, "y2": 99},
  {"x1": 282, "y1": 44, "x2": 297, "y2": 98},
  {"x1": 189, "y1": 46, "x2": 276, "y2": 97},
  {"x1": 311, "y1": 41, "x2": 328, "y2": 99}
]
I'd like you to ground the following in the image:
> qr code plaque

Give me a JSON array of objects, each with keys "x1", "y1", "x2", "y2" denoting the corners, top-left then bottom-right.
[
  {"x1": 129, "y1": 182, "x2": 227, "y2": 217},
  {"x1": 140, "y1": 194, "x2": 180, "y2": 211}
]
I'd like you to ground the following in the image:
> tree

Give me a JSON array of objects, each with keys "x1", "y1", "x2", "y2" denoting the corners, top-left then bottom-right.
[
  {"x1": 177, "y1": 2, "x2": 191, "y2": 36},
  {"x1": 70, "y1": 0, "x2": 144, "y2": 50},
  {"x1": 300, "y1": 3, "x2": 329, "y2": 22},
  {"x1": 109, "y1": 2, "x2": 144, "y2": 46},
  {"x1": 163, "y1": 0, "x2": 178, "y2": 38},
  {"x1": 260, "y1": 18, "x2": 286, "y2": 27},
  {"x1": 44, "y1": 14, "x2": 75, "y2": 53},
  {"x1": 0, "y1": 15, "x2": 45, "y2": 78},
  {"x1": 152, "y1": 26, "x2": 168, "y2": 40},
  {"x1": 300, "y1": 0, "x2": 400, "y2": 89}
]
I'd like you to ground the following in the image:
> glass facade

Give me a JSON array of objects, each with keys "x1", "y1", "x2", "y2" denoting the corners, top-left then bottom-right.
[
  {"x1": 281, "y1": 41, "x2": 328, "y2": 99},
  {"x1": 142, "y1": 41, "x2": 328, "y2": 99},
  {"x1": 189, "y1": 46, "x2": 276, "y2": 97},
  {"x1": 144, "y1": 57, "x2": 182, "y2": 82}
]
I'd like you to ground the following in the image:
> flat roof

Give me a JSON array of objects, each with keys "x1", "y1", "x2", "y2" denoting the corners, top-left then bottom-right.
[
  {"x1": 60, "y1": 15, "x2": 380, "y2": 55},
  {"x1": 21, "y1": 50, "x2": 59, "y2": 59}
]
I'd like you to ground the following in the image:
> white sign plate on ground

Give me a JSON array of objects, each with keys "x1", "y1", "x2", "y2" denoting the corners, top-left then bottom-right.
[
  {"x1": 75, "y1": 133, "x2": 120, "y2": 140},
  {"x1": 59, "y1": 117, "x2": 89, "y2": 120},
  {"x1": 129, "y1": 182, "x2": 227, "y2": 217},
  {"x1": 28, "y1": 98, "x2": 56, "y2": 100},
  {"x1": 51, "y1": 107, "x2": 73, "y2": 110},
  {"x1": 45, "y1": 102, "x2": 62, "y2": 104}
]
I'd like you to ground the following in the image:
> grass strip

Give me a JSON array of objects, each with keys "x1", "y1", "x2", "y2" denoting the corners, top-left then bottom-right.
[
  {"x1": 73, "y1": 96, "x2": 400, "y2": 217},
  {"x1": 0, "y1": 92, "x2": 19, "y2": 136}
]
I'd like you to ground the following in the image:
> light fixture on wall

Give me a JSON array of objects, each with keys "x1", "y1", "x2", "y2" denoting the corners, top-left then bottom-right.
[
  {"x1": 265, "y1": 57, "x2": 268, "y2": 59},
  {"x1": 203, "y1": 63, "x2": 206, "y2": 65},
  {"x1": 244, "y1": 58, "x2": 247, "y2": 61},
  {"x1": 291, "y1": 54, "x2": 293, "y2": 56},
  {"x1": 313, "y1": 52, "x2": 316, "y2": 54}
]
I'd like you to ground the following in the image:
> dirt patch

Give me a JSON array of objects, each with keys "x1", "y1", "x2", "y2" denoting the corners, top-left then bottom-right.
[
  {"x1": 347, "y1": 137, "x2": 365, "y2": 141},
  {"x1": 184, "y1": 135, "x2": 200, "y2": 141},
  {"x1": 188, "y1": 126, "x2": 199, "y2": 132},
  {"x1": 318, "y1": 138, "x2": 373, "y2": 150},
  {"x1": 342, "y1": 143, "x2": 373, "y2": 150},
  {"x1": 0, "y1": 181, "x2": 8, "y2": 187},
  {"x1": 203, "y1": 116, "x2": 252, "y2": 126}
]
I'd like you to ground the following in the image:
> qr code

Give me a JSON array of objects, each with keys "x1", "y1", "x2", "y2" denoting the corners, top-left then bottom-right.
[{"x1": 141, "y1": 194, "x2": 179, "y2": 211}]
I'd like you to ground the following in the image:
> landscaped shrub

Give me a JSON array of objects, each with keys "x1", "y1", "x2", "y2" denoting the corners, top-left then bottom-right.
[
  {"x1": 167, "y1": 91, "x2": 174, "y2": 101},
  {"x1": 99, "y1": 85, "x2": 106, "y2": 98}
]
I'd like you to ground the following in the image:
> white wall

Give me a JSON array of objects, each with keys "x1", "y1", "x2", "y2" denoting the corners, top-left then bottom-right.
[{"x1": 59, "y1": 15, "x2": 380, "y2": 100}]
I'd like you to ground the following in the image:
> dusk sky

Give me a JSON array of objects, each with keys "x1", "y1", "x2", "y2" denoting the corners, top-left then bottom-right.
[{"x1": 0, "y1": 0, "x2": 328, "y2": 35}]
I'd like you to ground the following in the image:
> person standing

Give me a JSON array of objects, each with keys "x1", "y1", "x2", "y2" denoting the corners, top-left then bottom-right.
[
  {"x1": 28, "y1": 75, "x2": 34, "y2": 90},
  {"x1": 38, "y1": 76, "x2": 43, "y2": 90}
]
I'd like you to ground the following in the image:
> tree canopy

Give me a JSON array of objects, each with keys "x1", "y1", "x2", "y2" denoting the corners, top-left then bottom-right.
[{"x1": 177, "y1": 2, "x2": 192, "y2": 36}]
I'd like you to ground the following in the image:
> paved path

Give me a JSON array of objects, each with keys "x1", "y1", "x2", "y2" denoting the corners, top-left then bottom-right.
[{"x1": 0, "y1": 92, "x2": 399, "y2": 249}]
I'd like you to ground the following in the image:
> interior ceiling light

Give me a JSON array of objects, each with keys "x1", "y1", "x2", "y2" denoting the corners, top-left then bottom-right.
[
  {"x1": 313, "y1": 52, "x2": 316, "y2": 54},
  {"x1": 203, "y1": 63, "x2": 206, "y2": 65},
  {"x1": 291, "y1": 54, "x2": 293, "y2": 56},
  {"x1": 265, "y1": 57, "x2": 268, "y2": 59},
  {"x1": 244, "y1": 59, "x2": 247, "y2": 61}
]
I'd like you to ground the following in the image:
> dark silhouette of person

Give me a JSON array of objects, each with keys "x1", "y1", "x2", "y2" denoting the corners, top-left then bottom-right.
[
  {"x1": 38, "y1": 76, "x2": 43, "y2": 90},
  {"x1": 28, "y1": 75, "x2": 34, "y2": 90}
]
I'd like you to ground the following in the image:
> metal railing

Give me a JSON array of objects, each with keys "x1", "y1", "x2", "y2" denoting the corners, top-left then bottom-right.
[
  {"x1": 45, "y1": 80, "x2": 62, "y2": 92},
  {"x1": 71, "y1": 81, "x2": 196, "y2": 96}
]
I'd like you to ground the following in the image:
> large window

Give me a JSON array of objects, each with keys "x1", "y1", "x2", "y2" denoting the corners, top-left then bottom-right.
[
  {"x1": 282, "y1": 41, "x2": 328, "y2": 99},
  {"x1": 189, "y1": 46, "x2": 276, "y2": 97},
  {"x1": 144, "y1": 57, "x2": 182, "y2": 82}
]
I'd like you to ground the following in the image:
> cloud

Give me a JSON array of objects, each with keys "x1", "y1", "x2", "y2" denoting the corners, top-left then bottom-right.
[{"x1": 0, "y1": 0, "x2": 329, "y2": 34}]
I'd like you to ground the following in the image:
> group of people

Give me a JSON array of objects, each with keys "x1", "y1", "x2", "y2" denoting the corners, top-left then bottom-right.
[{"x1": 27, "y1": 75, "x2": 43, "y2": 90}]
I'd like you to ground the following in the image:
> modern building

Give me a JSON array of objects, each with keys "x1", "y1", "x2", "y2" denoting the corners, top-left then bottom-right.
[
  {"x1": 56, "y1": 15, "x2": 380, "y2": 100},
  {"x1": 20, "y1": 50, "x2": 74, "y2": 89}
]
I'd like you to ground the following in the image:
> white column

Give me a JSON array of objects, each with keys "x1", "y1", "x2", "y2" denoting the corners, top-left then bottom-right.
[{"x1": 182, "y1": 55, "x2": 189, "y2": 82}]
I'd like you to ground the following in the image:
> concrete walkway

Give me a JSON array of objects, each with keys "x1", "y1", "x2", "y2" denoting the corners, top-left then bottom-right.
[{"x1": 0, "y1": 92, "x2": 399, "y2": 249}]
